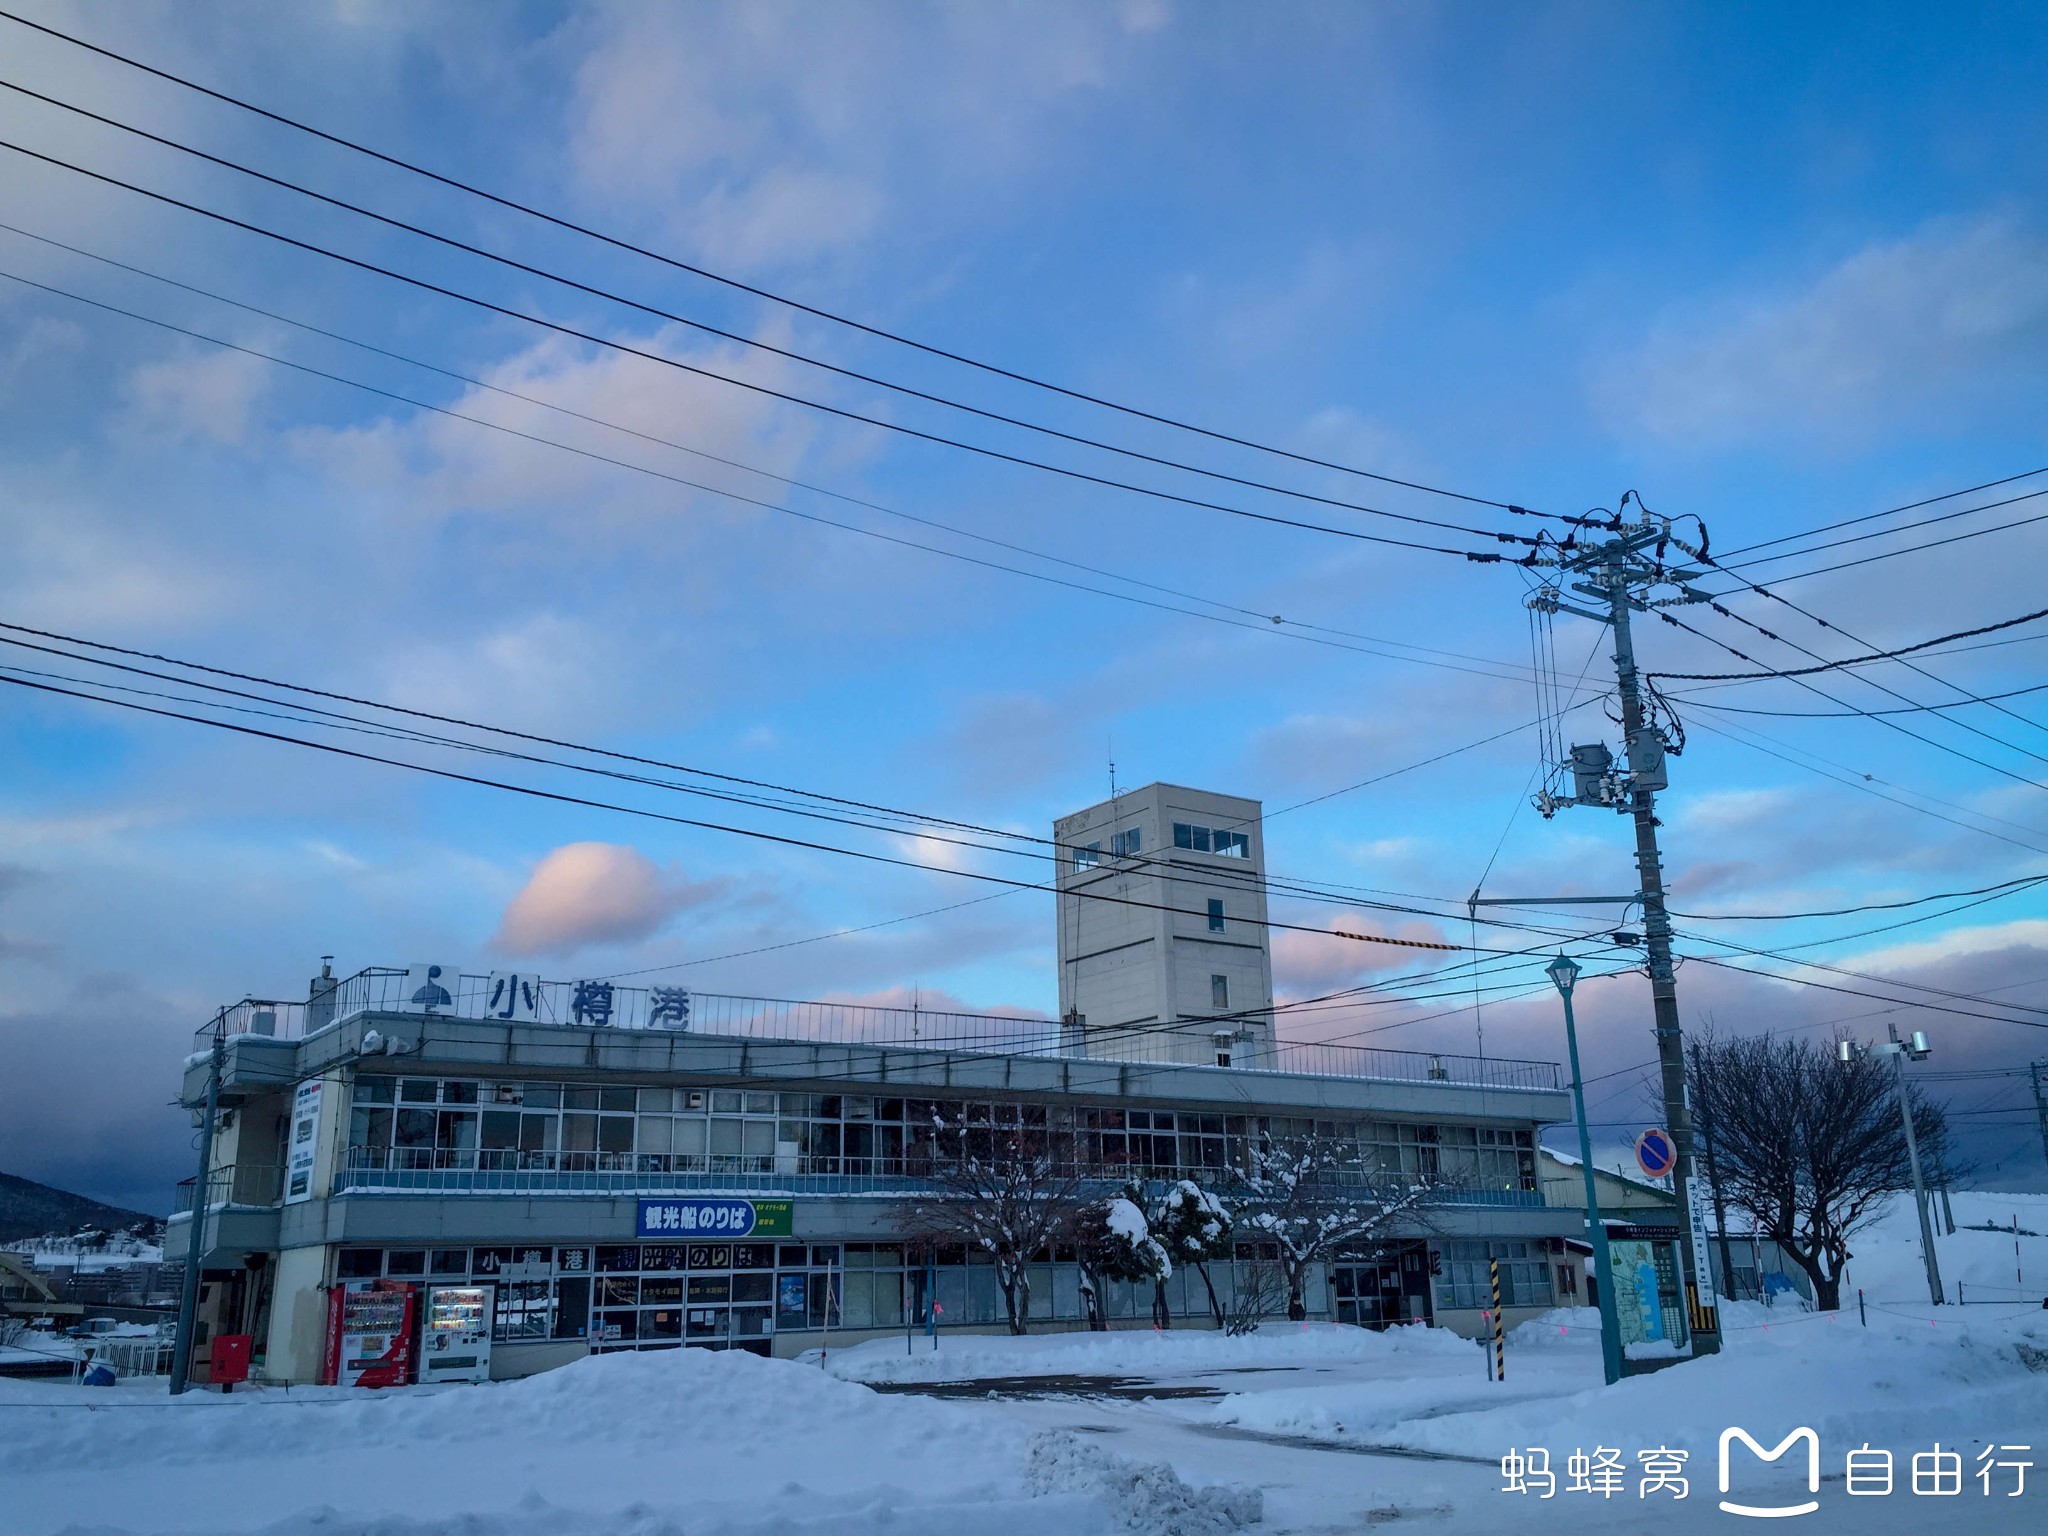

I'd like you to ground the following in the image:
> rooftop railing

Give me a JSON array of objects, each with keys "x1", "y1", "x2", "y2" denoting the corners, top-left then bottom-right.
[{"x1": 198, "y1": 967, "x2": 1562, "y2": 1092}]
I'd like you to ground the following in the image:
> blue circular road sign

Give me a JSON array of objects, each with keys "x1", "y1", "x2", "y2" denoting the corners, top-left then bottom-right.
[{"x1": 1635, "y1": 1128, "x2": 1677, "y2": 1179}]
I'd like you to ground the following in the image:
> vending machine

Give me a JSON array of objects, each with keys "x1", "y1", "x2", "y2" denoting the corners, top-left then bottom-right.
[
  {"x1": 419, "y1": 1284, "x2": 494, "y2": 1383},
  {"x1": 324, "y1": 1279, "x2": 416, "y2": 1388}
]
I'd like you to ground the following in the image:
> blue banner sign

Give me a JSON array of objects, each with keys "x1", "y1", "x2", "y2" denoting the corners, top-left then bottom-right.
[{"x1": 635, "y1": 1197, "x2": 791, "y2": 1238}]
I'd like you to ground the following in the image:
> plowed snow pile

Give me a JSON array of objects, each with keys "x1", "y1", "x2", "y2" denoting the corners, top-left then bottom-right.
[{"x1": 0, "y1": 1345, "x2": 1255, "y2": 1536}]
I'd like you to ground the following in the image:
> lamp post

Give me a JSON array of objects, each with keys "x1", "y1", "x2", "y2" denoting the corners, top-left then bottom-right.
[
  {"x1": 1548, "y1": 954, "x2": 1624, "y2": 1387},
  {"x1": 1839, "y1": 1025, "x2": 1944, "y2": 1305}
]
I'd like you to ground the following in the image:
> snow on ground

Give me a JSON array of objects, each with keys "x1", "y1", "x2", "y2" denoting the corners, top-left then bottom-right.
[
  {"x1": 1844, "y1": 1189, "x2": 2048, "y2": 1305},
  {"x1": 5, "y1": 1193, "x2": 2045, "y2": 1536},
  {"x1": 818, "y1": 1317, "x2": 1470, "y2": 1383},
  {"x1": 0, "y1": 1343, "x2": 1256, "y2": 1536}
]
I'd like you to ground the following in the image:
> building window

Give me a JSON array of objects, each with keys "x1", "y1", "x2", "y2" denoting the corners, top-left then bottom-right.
[
  {"x1": 1111, "y1": 828, "x2": 1141, "y2": 858},
  {"x1": 1173, "y1": 823, "x2": 1251, "y2": 859},
  {"x1": 1207, "y1": 899, "x2": 1225, "y2": 932},
  {"x1": 1071, "y1": 842, "x2": 1100, "y2": 872},
  {"x1": 1211, "y1": 974, "x2": 1229, "y2": 1009}
]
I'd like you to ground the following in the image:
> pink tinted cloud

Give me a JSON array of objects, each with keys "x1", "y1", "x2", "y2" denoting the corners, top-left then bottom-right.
[{"x1": 494, "y1": 842, "x2": 725, "y2": 957}]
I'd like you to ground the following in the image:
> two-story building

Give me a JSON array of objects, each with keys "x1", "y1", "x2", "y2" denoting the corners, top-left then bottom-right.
[{"x1": 166, "y1": 964, "x2": 1579, "y2": 1384}]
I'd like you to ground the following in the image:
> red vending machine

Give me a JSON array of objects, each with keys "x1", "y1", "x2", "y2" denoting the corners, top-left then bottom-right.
[{"x1": 324, "y1": 1279, "x2": 417, "y2": 1387}]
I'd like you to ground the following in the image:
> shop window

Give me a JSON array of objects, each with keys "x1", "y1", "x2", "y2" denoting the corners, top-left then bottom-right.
[
  {"x1": 399, "y1": 1079, "x2": 438, "y2": 1103},
  {"x1": 732, "y1": 1272, "x2": 773, "y2": 1304},
  {"x1": 638, "y1": 1087, "x2": 673, "y2": 1112},
  {"x1": 385, "y1": 1249, "x2": 426, "y2": 1277},
  {"x1": 353, "y1": 1078, "x2": 394, "y2": 1105},
  {"x1": 642, "y1": 1245, "x2": 687, "y2": 1273},
  {"x1": 732, "y1": 1244, "x2": 775, "y2": 1270},
  {"x1": 712, "y1": 1091, "x2": 743, "y2": 1114},
  {"x1": 596, "y1": 1246, "x2": 642, "y2": 1273},
  {"x1": 688, "y1": 1275, "x2": 731, "y2": 1304},
  {"x1": 521, "y1": 1083, "x2": 562, "y2": 1110},
  {"x1": 640, "y1": 1278, "x2": 684, "y2": 1305},
  {"x1": 777, "y1": 1245, "x2": 808, "y2": 1268},
  {"x1": 442, "y1": 1081, "x2": 478, "y2": 1105},
  {"x1": 600, "y1": 1087, "x2": 635, "y2": 1114},
  {"x1": 564, "y1": 1086, "x2": 600, "y2": 1111},
  {"x1": 598, "y1": 1276, "x2": 639, "y2": 1307},
  {"x1": 430, "y1": 1250, "x2": 469, "y2": 1277},
  {"x1": 337, "y1": 1248, "x2": 381, "y2": 1279},
  {"x1": 554, "y1": 1277, "x2": 589, "y2": 1338}
]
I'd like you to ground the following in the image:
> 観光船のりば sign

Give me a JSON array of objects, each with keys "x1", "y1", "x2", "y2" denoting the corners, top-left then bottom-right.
[{"x1": 635, "y1": 1197, "x2": 792, "y2": 1238}]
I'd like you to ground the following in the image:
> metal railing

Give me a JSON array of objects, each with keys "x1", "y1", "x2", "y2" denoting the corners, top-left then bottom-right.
[
  {"x1": 172, "y1": 1163, "x2": 284, "y2": 1215},
  {"x1": 334, "y1": 1145, "x2": 1546, "y2": 1206},
  {"x1": 198, "y1": 966, "x2": 1562, "y2": 1091}
]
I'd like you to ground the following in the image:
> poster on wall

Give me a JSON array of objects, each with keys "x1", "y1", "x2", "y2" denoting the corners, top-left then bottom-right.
[
  {"x1": 284, "y1": 1078, "x2": 324, "y2": 1204},
  {"x1": 324, "y1": 1279, "x2": 417, "y2": 1388},
  {"x1": 1606, "y1": 1239, "x2": 1665, "y2": 1350},
  {"x1": 635, "y1": 1198, "x2": 792, "y2": 1239}
]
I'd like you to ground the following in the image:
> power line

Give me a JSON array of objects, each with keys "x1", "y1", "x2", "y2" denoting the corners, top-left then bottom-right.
[
  {"x1": 0, "y1": 74, "x2": 1548, "y2": 549},
  {"x1": 1651, "y1": 605, "x2": 2048, "y2": 683},
  {"x1": 1720, "y1": 467, "x2": 2048, "y2": 560},
  {"x1": 1658, "y1": 612, "x2": 2046, "y2": 793},
  {"x1": 1683, "y1": 713, "x2": 2048, "y2": 856},
  {"x1": 0, "y1": 235, "x2": 1550, "y2": 688},
  {"x1": 1703, "y1": 497, "x2": 2048, "y2": 590},
  {"x1": 0, "y1": 133, "x2": 1524, "y2": 563},
  {"x1": 0, "y1": 617, "x2": 1609, "y2": 935},
  {"x1": 0, "y1": 6, "x2": 1531, "y2": 518},
  {"x1": 1717, "y1": 486, "x2": 2048, "y2": 574},
  {"x1": 1682, "y1": 681, "x2": 2048, "y2": 719},
  {"x1": 0, "y1": 668, "x2": 1561, "y2": 958},
  {"x1": 1672, "y1": 874, "x2": 2048, "y2": 923}
]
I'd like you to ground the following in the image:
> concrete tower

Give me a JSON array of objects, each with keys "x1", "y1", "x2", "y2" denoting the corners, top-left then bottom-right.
[{"x1": 1054, "y1": 782, "x2": 1274, "y2": 1066}]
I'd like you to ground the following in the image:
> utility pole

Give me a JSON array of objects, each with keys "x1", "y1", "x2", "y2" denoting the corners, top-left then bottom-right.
[
  {"x1": 2033, "y1": 1060, "x2": 2048, "y2": 1172},
  {"x1": 169, "y1": 1031, "x2": 225, "y2": 1396},
  {"x1": 1529, "y1": 512, "x2": 1720, "y2": 1354},
  {"x1": 1839, "y1": 1025, "x2": 1942, "y2": 1305}
]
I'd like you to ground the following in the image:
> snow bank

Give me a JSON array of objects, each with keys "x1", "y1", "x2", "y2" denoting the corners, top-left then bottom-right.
[
  {"x1": 820, "y1": 1319, "x2": 1472, "y2": 1383},
  {"x1": 1844, "y1": 1190, "x2": 2048, "y2": 1305},
  {"x1": 1381, "y1": 1309, "x2": 2048, "y2": 1459},
  {"x1": 1, "y1": 1344, "x2": 1266, "y2": 1536},
  {"x1": 1026, "y1": 1431, "x2": 1261, "y2": 1534}
]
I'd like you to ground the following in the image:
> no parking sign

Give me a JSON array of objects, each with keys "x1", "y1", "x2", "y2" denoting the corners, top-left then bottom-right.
[{"x1": 1635, "y1": 1127, "x2": 1677, "y2": 1180}]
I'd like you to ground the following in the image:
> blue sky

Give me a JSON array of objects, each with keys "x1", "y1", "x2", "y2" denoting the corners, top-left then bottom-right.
[{"x1": 0, "y1": 1, "x2": 2044, "y2": 1210}]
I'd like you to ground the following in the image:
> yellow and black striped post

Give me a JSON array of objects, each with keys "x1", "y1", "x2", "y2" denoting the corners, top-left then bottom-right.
[{"x1": 1489, "y1": 1257, "x2": 1505, "y2": 1381}]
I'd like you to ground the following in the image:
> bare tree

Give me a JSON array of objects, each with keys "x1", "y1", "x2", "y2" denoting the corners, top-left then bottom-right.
[
  {"x1": 1222, "y1": 1249, "x2": 1286, "y2": 1336},
  {"x1": 908, "y1": 1127, "x2": 1093, "y2": 1334},
  {"x1": 1235, "y1": 1136, "x2": 1442, "y2": 1321},
  {"x1": 1686, "y1": 1031, "x2": 1952, "y2": 1311}
]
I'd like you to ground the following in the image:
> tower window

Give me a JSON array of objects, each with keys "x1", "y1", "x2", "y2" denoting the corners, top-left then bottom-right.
[
  {"x1": 1071, "y1": 843, "x2": 1100, "y2": 872},
  {"x1": 1211, "y1": 974, "x2": 1230, "y2": 1009},
  {"x1": 1207, "y1": 899, "x2": 1225, "y2": 932},
  {"x1": 1112, "y1": 828, "x2": 1142, "y2": 858}
]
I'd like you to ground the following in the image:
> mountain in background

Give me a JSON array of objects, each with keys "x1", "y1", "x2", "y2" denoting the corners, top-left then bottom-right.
[{"x1": 0, "y1": 1171, "x2": 160, "y2": 1244}]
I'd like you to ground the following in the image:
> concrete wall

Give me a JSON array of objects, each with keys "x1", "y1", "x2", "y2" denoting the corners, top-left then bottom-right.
[{"x1": 263, "y1": 1244, "x2": 329, "y2": 1384}]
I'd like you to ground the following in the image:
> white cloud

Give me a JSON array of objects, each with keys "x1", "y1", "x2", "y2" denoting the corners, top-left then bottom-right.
[
  {"x1": 494, "y1": 842, "x2": 725, "y2": 957},
  {"x1": 1603, "y1": 214, "x2": 2048, "y2": 447},
  {"x1": 559, "y1": 3, "x2": 1167, "y2": 268},
  {"x1": 121, "y1": 346, "x2": 271, "y2": 445}
]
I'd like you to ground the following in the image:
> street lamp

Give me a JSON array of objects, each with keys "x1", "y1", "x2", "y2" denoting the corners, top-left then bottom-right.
[
  {"x1": 1839, "y1": 1025, "x2": 1943, "y2": 1305},
  {"x1": 1547, "y1": 954, "x2": 1624, "y2": 1387}
]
